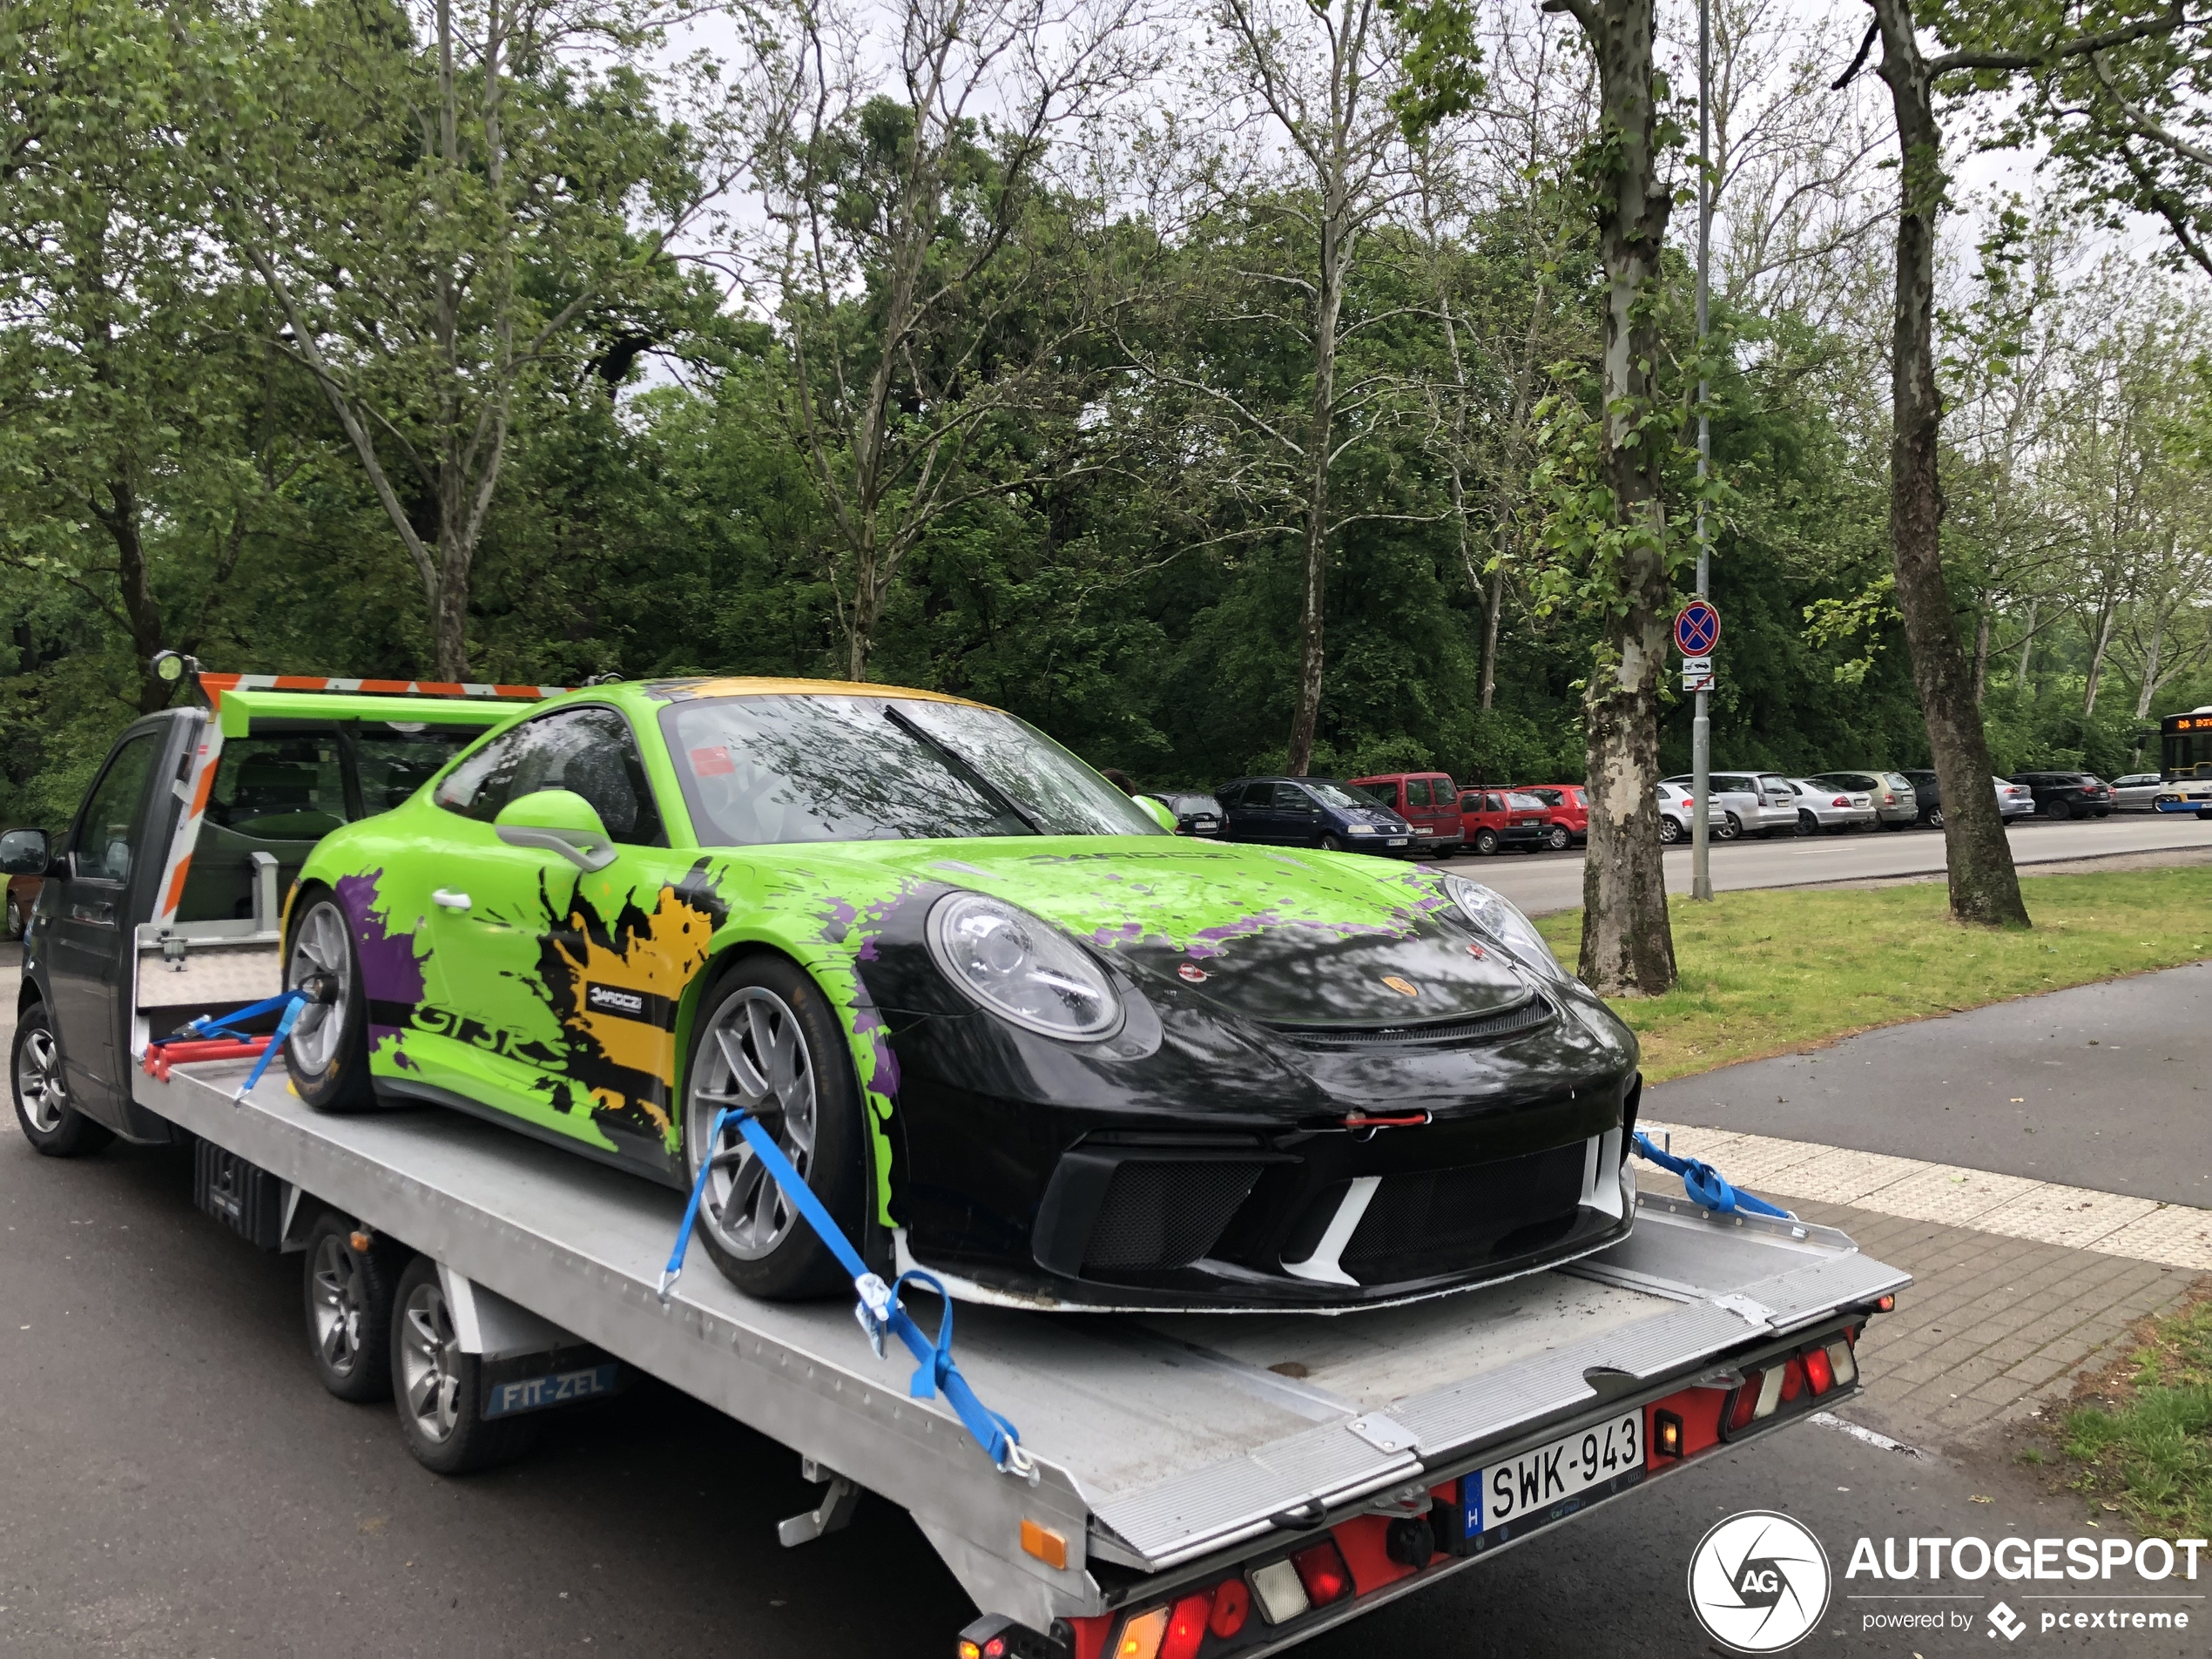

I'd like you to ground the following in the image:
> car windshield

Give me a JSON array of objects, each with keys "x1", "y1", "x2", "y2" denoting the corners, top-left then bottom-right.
[
  {"x1": 660, "y1": 695, "x2": 1162, "y2": 846},
  {"x1": 1305, "y1": 781, "x2": 1381, "y2": 809}
]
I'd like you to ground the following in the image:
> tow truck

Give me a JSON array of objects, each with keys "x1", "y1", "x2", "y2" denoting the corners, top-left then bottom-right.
[{"x1": 6, "y1": 664, "x2": 1907, "y2": 1659}]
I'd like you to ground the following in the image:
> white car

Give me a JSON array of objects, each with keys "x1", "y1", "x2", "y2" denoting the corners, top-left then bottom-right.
[
  {"x1": 1655, "y1": 780, "x2": 1730, "y2": 845},
  {"x1": 2110, "y1": 772, "x2": 2165, "y2": 812},
  {"x1": 1659, "y1": 772, "x2": 1800, "y2": 839},
  {"x1": 1995, "y1": 777, "x2": 2035, "y2": 821},
  {"x1": 1784, "y1": 777, "x2": 1878, "y2": 833}
]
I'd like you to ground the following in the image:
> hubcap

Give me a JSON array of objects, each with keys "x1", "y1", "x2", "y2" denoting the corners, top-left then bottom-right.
[
  {"x1": 16, "y1": 1026, "x2": 65, "y2": 1135},
  {"x1": 311, "y1": 1234, "x2": 367, "y2": 1377},
  {"x1": 686, "y1": 987, "x2": 818, "y2": 1261},
  {"x1": 398, "y1": 1280, "x2": 462, "y2": 1443},
  {"x1": 287, "y1": 901, "x2": 353, "y2": 1074}
]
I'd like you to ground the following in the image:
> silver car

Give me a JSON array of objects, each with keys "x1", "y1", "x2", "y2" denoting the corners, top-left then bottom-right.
[
  {"x1": 1655, "y1": 780, "x2": 1730, "y2": 845},
  {"x1": 1785, "y1": 777, "x2": 1878, "y2": 833},
  {"x1": 2111, "y1": 772, "x2": 2164, "y2": 812},
  {"x1": 1808, "y1": 770, "x2": 1917, "y2": 829},
  {"x1": 1995, "y1": 777, "x2": 2035, "y2": 821},
  {"x1": 1659, "y1": 772, "x2": 1800, "y2": 839}
]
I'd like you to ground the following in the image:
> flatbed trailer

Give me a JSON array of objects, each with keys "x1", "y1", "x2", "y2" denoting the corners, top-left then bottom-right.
[{"x1": 132, "y1": 1051, "x2": 1905, "y2": 1657}]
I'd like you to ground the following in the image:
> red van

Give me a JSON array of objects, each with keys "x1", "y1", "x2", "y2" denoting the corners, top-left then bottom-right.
[
  {"x1": 1347, "y1": 772, "x2": 1462, "y2": 855},
  {"x1": 1511, "y1": 784, "x2": 1589, "y2": 851}
]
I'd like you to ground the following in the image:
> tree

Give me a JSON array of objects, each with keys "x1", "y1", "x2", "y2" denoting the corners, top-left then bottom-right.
[
  {"x1": 209, "y1": 0, "x2": 719, "y2": 678},
  {"x1": 1534, "y1": 0, "x2": 1686, "y2": 996},
  {"x1": 1831, "y1": 0, "x2": 2183, "y2": 927}
]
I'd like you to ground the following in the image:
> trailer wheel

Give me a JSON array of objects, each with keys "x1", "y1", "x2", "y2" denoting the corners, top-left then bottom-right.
[
  {"x1": 10, "y1": 1003, "x2": 112, "y2": 1157},
  {"x1": 390, "y1": 1255, "x2": 536, "y2": 1474},
  {"x1": 304, "y1": 1213, "x2": 398, "y2": 1403},
  {"x1": 681, "y1": 954, "x2": 867, "y2": 1301},
  {"x1": 283, "y1": 889, "x2": 375, "y2": 1111}
]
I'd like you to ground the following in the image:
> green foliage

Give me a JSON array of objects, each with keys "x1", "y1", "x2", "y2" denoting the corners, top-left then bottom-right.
[{"x1": 2060, "y1": 1298, "x2": 2212, "y2": 1540}]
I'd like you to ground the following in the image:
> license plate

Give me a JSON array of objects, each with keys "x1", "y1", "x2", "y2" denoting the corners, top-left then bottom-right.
[
  {"x1": 1467, "y1": 1411, "x2": 1643, "y2": 1541},
  {"x1": 485, "y1": 1360, "x2": 621, "y2": 1418},
  {"x1": 1515, "y1": 819, "x2": 1540, "y2": 827},
  {"x1": 1387, "y1": 838, "x2": 1408, "y2": 846}
]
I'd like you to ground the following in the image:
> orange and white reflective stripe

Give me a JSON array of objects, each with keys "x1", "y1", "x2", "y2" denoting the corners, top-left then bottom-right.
[
  {"x1": 197, "y1": 672, "x2": 567, "y2": 705},
  {"x1": 153, "y1": 673, "x2": 565, "y2": 927}
]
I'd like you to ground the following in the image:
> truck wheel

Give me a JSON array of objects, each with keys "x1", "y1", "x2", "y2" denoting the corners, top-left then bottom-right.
[
  {"x1": 391, "y1": 1255, "x2": 536, "y2": 1474},
  {"x1": 10, "y1": 1004, "x2": 112, "y2": 1157},
  {"x1": 284, "y1": 890, "x2": 375, "y2": 1112},
  {"x1": 681, "y1": 955, "x2": 867, "y2": 1302},
  {"x1": 305, "y1": 1212, "x2": 398, "y2": 1403}
]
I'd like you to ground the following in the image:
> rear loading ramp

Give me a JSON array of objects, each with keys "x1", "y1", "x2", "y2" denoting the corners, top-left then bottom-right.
[{"x1": 137, "y1": 1059, "x2": 1905, "y2": 1640}]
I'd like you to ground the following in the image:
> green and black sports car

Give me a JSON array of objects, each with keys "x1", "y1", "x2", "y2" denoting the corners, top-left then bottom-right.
[{"x1": 285, "y1": 677, "x2": 1642, "y2": 1311}]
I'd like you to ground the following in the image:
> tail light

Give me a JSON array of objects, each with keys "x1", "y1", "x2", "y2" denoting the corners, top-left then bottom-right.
[
  {"x1": 1208, "y1": 1580, "x2": 1250, "y2": 1639},
  {"x1": 1803, "y1": 1346, "x2": 1834, "y2": 1394},
  {"x1": 1721, "y1": 1329, "x2": 1860, "y2": 1440},
  {"x1": 1160, "y1": 1594, "x2": 1211, "y2": 1659},
  {"x1": 1291, "y1": 1540, "x2": 1352, "y2": 1607},
  {"x1": 1831, "y1": 796, "x2": 1849, "y2": 807}
]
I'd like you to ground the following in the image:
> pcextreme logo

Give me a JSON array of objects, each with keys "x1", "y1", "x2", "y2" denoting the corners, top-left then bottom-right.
[{"x1": 1687, "y1": 1511, "x2": 1833, "y2": 1653}]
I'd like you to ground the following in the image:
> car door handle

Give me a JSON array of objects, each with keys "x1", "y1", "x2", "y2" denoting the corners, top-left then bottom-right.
[{"x1": 432, "y1": 889, "x2": 471, "y2": 911}]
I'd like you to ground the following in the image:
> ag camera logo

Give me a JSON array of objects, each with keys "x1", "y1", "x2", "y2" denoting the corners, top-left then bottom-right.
[{"x1": 1688, "y1": 1511, "x2": 1832, "y2": 1652}]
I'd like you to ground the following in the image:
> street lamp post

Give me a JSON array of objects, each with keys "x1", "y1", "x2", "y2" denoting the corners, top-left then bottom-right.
[{"x1": 1689, "y1": 0, "x2": 1715, "y2": 902}]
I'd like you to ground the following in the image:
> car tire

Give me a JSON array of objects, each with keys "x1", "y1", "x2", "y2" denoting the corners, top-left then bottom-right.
[
  {"x1": 2041, "y1": 798, "x2": 2067, "y2": 820},
  {"x1": 1720, "y1": 813, "x2": 1743, "y2": 841},
  {"x1": 1474, "y1": 828, "x2": 1500, "y2": 855},
  {"x1": 1544, "y1": 825, "x2": 1572, "y2": 852},
  {"x1": 305, "y1": 1212, "x2": 399, "y2": 1404},
  {"x1": 10, "y1": 1003, "x2": 112, "y2": 1157},
  {"x1": 1929, "y1": 807, "x2": 1945, "y2": 829},
  {"x1": 680, "y1": 954, "x2": 867, "y2": 1302},
  {"x1": 1658, "y1": 816, "x2": 1682, "y2": 846},
  {"x1": 1796, "y1": 811, "x2": 1817, "y2": 837},
  {"x1": 390, "y1": 1254, "x2": 538, "y2": 1474},
  {"x1": 1318, "y1": 833, "x2": 1344, "y2": 852},
  {"x1": 283, "y1": 889, "x2": 377, "y2": 1112}
]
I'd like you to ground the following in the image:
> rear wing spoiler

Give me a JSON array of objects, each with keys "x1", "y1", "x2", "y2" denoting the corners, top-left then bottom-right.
[{"x1": 152, "y1": 675, "x2": 565, "y2": 931}]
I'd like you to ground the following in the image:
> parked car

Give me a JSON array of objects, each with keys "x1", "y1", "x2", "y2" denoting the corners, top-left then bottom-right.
[
  {"x1": 2008, "y1": 771, "x2": 2114, "y2": 819},
  {"x1": 1349, "y1": 771, "x2": 1464, "y2": 855},
  {"x1": 1659, "y1": 772, "x2": 1798, "y2": 839},
  {"x1": 1900, "y1": 769, "x2": 2034, "y2": 828},
  {"x1": 1511, "y1": 784, "x2": 1588, "y2": 849},
  {"x1": 5, "y1": 871, "x2": 42, "y2": 940},
  {"x1": 1140, "y1": 791, "x2": 1224, "y2": 837},
  {"x1": 1784, "y1": 778, "x2": 1878, "y2": 834},
  {"x1": 1655, "y1": 780, "x2": 1730, "y2": 845},
  {"x1": 2109, "y1": 772, "x2": 2165, "y2": 812},
  {"x1": 1807, "y1": 770, "x2": 1916, "y2": 830},
  {"x1": 1457, "y1": 788, "x2": 1548, "y2": 855},
  {"x1": 1217, "y1": 776, "x2": 1414, "y2": 853}
]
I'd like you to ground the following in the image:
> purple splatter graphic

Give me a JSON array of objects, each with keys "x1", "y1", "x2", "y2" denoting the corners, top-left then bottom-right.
[{"x1": 335, "y1": 870, "x2": 425, "y2": 1043}]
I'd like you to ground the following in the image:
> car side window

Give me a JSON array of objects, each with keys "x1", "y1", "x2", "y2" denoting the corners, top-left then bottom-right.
[
  {"x1": 1271, "y1": 782, "x2": 1310, "y2": 810},
  {"x1": 1217, "y1": 784, "x2": 1245, "y2": 808},
  {"x1": 435, "y1": 706, "x2": 665, "y2": 846},
  {"x1": 72, "y1": 732, "x2": 162, "y2": 884},
  {"x1": 1406, "y1": 779, "x2": 1430, "y2": 808}
]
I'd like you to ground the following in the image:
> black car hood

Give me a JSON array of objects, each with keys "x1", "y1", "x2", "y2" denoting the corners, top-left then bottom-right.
[{"x1": 1111, "y1": 924, "x2": 1534, "y2": 1027}]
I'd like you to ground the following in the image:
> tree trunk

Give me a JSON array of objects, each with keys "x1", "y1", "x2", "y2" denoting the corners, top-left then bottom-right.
[
  {"x1": 1972, "y1": 609, "x2": 1990, "y2": 705},
  {"x1": 2081, "y1": 604, "x2": 2115, "y2": 716},
  {"x1": 91, "y1": 477, "x2": 169, "y2": 714},
  {"x1": 2134, "y1": 611, "x2": 2165, "y2": 718},
  {"x1": 1871, "y1": 0, "x2": 2028, "y2": 928},
  {"x1": 1286, "y1": 216, "x2": 1346, "y2": 776},
  {"x1": 1557, "y1": 0, "x2": 1676, "y2": 997},
  {"x1": 2015, "y1": 597, "x2": 2036, "y2": 685},
  {"x1": 1480, "y1": 560, "x2": 1503, "y2": 711}
]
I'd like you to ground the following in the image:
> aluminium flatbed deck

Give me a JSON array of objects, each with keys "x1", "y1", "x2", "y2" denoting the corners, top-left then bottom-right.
[{"x1": 136, "y1": 1056, "x2": 1906, "y2": 1652}]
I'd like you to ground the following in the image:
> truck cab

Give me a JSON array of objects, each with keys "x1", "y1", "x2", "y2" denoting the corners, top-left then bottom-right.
[{"x1": 6, "y1": 678, "x2": 536, "y2": 1149}]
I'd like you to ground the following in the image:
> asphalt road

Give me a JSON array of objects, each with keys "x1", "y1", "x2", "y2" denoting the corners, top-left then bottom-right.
[
  {"x1": 1464, "y1": 812, "x2": 2212, "y2": 916},
  {"x1": 1647, "y1": 959, "x2": 2212, "y2": 1206}
]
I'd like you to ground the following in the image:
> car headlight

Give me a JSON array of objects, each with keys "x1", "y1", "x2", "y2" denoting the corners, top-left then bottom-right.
[
  {"x1": 927, "y1": 892, "x2": 1123, "y2": 1040},
  {"x1": 1440, "y1": 874, "x2": 1568, "y2": 982},
  {"x1": 1346, "y1": 823, "x2": 1376, "y2": 835}
]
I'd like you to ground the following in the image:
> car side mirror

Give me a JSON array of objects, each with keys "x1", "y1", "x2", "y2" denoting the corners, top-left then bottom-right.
[
  {"x1": 1134, "y1": 794, "x2": 1177, "y2": 833},
  {"x1": 0, "y1": 827, "x2": 49, "y2": 876},
  {"x1": 495, "y1": 790, "x2": 617, "y2": 873}
]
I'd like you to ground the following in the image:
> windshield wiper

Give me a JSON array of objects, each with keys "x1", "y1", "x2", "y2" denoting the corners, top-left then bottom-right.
[{"x1": 880, "y1": 704, "x2": 1043, "y2": 835}]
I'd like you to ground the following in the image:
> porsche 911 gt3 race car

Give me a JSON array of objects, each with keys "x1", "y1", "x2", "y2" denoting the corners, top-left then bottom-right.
[{"x1": 284, "y1": 678, "x2": 1642, "y2": 1312}]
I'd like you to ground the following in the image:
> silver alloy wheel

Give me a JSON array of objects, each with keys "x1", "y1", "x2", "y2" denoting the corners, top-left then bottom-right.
[
  {"x1": 287, "y1": 900, "x2": 354, "y2": 1074},
  {"x1": 398, "y1": 1278, "x2": 462, "y2": 1443},
  {"x1": 686, "y1": 986, "x2": 818, "y2": 1262},
  {"x1": 16, "y1": 1024, "x2": 65, "y2": 1135},
  {"x1": 310, "y1": 1233, "x2": 368, "y2": 1378}
]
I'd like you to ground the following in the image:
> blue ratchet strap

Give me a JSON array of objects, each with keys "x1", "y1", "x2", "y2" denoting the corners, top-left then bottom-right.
[
  {"x1": 233, "y1": 991, "x2": 308, "y2": 1103},
  {"x1": 1633, "y1": 1130, "x2": 1795, "y2": 1219},
  {"x1": 659, "y1": 1107, "x2": 1033, "y2": 1478},
  {"x1": 152, "y1": 988, "x2": 312, "y2": 1105}
]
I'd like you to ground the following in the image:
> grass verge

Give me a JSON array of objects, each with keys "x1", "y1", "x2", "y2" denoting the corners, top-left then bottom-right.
[
  {"x1": 1531, "y1": 866, "x2": 2212, "y2": 1083},
  {"x1": 2049, "y1": 1296, "x2": 2212, "y2": 1537}
]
